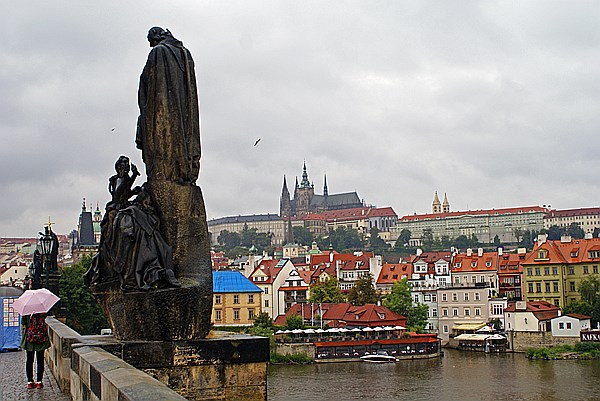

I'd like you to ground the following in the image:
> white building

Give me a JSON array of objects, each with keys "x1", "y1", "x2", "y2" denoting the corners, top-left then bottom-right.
[{"x1": 551, "y1": 314, "x2": 592, "y2": 337}]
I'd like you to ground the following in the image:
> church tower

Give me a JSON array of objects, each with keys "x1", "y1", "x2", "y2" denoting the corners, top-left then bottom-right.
[
  {"x1": 280, "y1": 175, "x2": 292, "y2": 218},
  {"x1": 432, "y1": 192, "x2": 442, "y2": 214},
  {"x1": 295, "y1": 161, "x2": 314, "y2": 216},
  {"x1": 442, "y1": 193, "x2": 450, "y2": 214}
]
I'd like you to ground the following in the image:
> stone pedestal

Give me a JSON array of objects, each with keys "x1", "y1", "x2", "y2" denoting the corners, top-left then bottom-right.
[
  {"x1": 93, "y1": 284, "x2": 212, "y2": 341},
  {"x1": 89, "y1": 331, "x2": 269, "y2": 401}
]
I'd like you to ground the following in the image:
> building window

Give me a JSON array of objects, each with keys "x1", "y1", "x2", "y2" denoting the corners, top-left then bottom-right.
[
  {"x1": 442, "y1": 293, "x2": 447, "y2": 302},
  {"x1": 248, "y1": 294, "x2": 254, "y2": 304},
  {"x1": 475, "y1": 293, "x2": 480, "y2": 301},
  {"x1": 215, "y1": 310, "x2": 221, "y2": 321},
  {"x1": 248, "y1": 309, "x2": 255, "y2": 320},
  {"x1": 545, "y1": 282, "x2": 550, "y2": 293},
  {"x1": 264, "y1": 299, "x2": 269, "y2": 308},
  {"x1": 492, "y1": 304, "x2": 503, "y2": 315},
  {"x1": 535, "y1": 268, "x2": 540, "y2": 276},
  {"x1": 264, "y1": 287, "x2": 269, "y2": 295},
  {"x1": 528, "y1": 283, "x2": 534, "y2": 293},
  {"x1": 432, "y1": 294, "x2": 437, "y2": 302},
  {"x1": 584, "y1": 266, "x2": 589, "y2": 274},
  {"x1": 544, "y1": 267, "x2": 550, "y2": 275},
  {"x1": 568, "y1": 266, "x2": 575, "y2": 275},
  {"x1": 559, "y1": 322, "x2": 564, "y2": 329},
  {"x1": 567, "y1": 322, "x2": 572, "y2": 329},
  {"x1": 594, "y1": 265, "x2": 599, "y2": 274},
  {"x1": 233, "y1": 295, "x2": 239, "y2": 304},
  {"x1": 475, "y1": 308, "x2": 481, "y2": 316},
  {"x1": 471, "y1": 276, "x2": 477, "y2": 283},
  {"x1": 452, "y1": 293, "x2": 458, "y2": 301},
  {"x1": 536, "y1": 283, "x2": 541, "y2": 293},
  {"x1": 215, "y1": 295, "x2": 221, "y2": 304},
  {"x1": 527, "y1": 268, "x2": 533, "y2": 276},
  {"x1": 464, "y1": 308, "x2": 470, "y2": 316},
  {"x1": 553, "y1": 282, "x2": 559, "y2": 292},
  {"x1": 432, "y1": 308, "x2": 438, "y2": 317},
  {"x1": 233, "y1": 309, "x2": 240, "y2": 320},
  {"x1": 443, "y1": 325, "x2": 449, "y2": 333},
  {"x1": 552, "y1": 267, "x2": 558, "y2": 275},
  {"x1": 464, "y1": 293, "x2": 469, "y2": 301},
  {"x1": 570, "y1": 282, "x2": 576, "y2": 292},
  {"x1": 453, "y1": 308, "x2": 458, "y2": 316}
]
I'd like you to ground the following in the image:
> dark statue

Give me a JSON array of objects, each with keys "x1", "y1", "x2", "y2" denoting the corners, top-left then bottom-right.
[
  {"x1": 85, "y1": 28, "x2": 212, "y2": 341},
  {"x1": 85, "y1": 156, "x2": 180, "y2": 292},
  {"x1": 136, "y1": 27, "x2": 201, "y2": 184},
  {"x1": 28, "y1": 250, "x2": 43, "y2": 290}
]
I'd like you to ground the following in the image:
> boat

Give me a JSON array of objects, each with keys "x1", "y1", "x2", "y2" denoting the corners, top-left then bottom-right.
[{"x1": 360, "y1": 350, "x2": 398, "y2": 363}]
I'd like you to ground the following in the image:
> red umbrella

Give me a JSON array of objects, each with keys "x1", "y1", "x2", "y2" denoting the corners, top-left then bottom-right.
[{"x1": 12, "y1": 288, "x2": 60, "y2": 316}]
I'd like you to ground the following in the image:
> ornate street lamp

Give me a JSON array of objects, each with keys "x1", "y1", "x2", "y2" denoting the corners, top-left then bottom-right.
[{"x1": 38, "y1": 217, "x2": 56, "y2": 289}]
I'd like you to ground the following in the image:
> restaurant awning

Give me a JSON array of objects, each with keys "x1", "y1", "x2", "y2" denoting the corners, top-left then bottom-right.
[
  {"x1": 453, "y1": 322, "x2": 486, "y2": 331},
  {"x1": 454, "y1": 334, "x2": 491, "y2": 341}
]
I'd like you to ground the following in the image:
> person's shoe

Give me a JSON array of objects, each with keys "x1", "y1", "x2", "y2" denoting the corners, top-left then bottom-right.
[
  {"x1": 27, "y1": 382, "x2": 35, "y2": 389},
  {"x1": 35, "y1": 382, "x2": 43, "y2": 389}
]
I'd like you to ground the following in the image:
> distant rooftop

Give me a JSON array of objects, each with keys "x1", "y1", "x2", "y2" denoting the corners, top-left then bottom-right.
[
  {"x1": 208, "y1": 214, "x2": 282, "y2": 226},
  {"x1": 212, "y1": 270, "x2": 262, "y2": 293}
]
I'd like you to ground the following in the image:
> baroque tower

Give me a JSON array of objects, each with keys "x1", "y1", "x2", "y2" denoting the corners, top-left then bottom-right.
[
  {"x1": 442, "y1": 193, "x2": 450, "y2": 214},
  {"x1": 432, "y1": 192, "x2": 441, "y2": 214}
]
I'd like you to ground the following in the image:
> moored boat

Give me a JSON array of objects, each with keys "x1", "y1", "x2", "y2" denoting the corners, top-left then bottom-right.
[{"x1": 360, "y1": 350, "x2": 397, "y2": 363}]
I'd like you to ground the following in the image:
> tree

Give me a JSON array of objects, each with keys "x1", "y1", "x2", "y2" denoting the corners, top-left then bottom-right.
[
  {"x1": 453, "y1": 235, "x2": 470, "y2": 250},
  {"x1": 493, "y1": 235, "x2": 501, "y2": 248},
  {"x1": 285, "y1": 314, "x2": 305, "y2": 330},
  {"x1": 398, "y1": 229, "x2": 411, "y2": 247},
  {"x1": 470, "y1": 234, "x2": 479, "y2": 248},
  {"x1": 422, "y1": 228, "x2": 434, "y2": 249},
  {"x1": 567, "y1": 223, "x2": 585, "y2": 240},
  {"x1": 547, "y1": 225, "x2": 564, "y2": 241},
  {"x1": 576, "y1": 275, "x2": 600, "y2": 326},
  {"x1": 308, "y1": 278, "x2": 346, "y2": 304},
  {"x1": 217, "y1": 230, "x2": 241, "y2": 249},
  {"x1": 347, "y1": 274, "x2": 380, "y2": 306},
  {"x1": 316, "y1": 227, "x2": 363, "y2": 252},
  {"x1": 382, "y1": 277, "x2": 429, "y2": 333},
  {"x1": 59, "y1": 253, "x2": 108, "y2": 335},
  {"x1": 293, "y1": 226, "x2": 313, "y2": 246},
  {"x1": 252, "y1": 312, "x2": 273, "y2": 329},
  {"x1": 368, "y1": 227, "x2": 389, "y2": 254}
]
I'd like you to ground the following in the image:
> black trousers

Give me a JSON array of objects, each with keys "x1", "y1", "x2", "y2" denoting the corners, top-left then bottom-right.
[{"x1": 25, "y1": 350, "x2": 45, "y2": 382}]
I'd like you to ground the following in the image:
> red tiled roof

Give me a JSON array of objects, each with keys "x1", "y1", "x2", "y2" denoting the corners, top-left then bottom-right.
[
  {"x1": 250, "y1": 259, "x2": 281, "y2": 283},
  {"x1": 377, "y1": 263, "x2": 412, "y2": 284},
  {"x1": 523, "y1": 238, "x2": 600, "y2": 265},
  {"x1": 545, "y1": 208, "x2": 600, "y2": 218},
  {"x1": 367, "y1": 207, "x2": 397, "y2": 218},
  {"x1": 566, "y1": 313, "x2": 592, "y2": 320},
  {"x1": 400, "y1": 206, "x2": 548, "y2": 222},
  {"x1": 452, "y1": 252, "x2": 498, "y2": 273}
]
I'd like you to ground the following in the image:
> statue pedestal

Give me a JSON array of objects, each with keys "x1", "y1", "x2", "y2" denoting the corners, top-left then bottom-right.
[
  {"x1": 87, "y1": 331, "x2": 269, "y2": 400},
  {"x1": 93, "y1": 284, "x2": 212, "y2": 341}
]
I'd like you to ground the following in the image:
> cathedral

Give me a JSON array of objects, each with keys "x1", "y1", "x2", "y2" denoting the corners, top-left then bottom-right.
[{"x1": 279, "y1": 162, "x2": 364, "y2": 218}]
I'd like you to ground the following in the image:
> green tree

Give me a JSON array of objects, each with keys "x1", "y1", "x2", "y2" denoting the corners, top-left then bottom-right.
[
  {"x1": 453, "y1": 235, "x2": 470, "y2": 250},
  {"x1": 493, "y1": 235, "x2": 501, "y2": 248},
  {"x1": 563, "y1": 300, "x2": 593, "y2": 316},
  {"x1": 59, "y1": 254, "x2": 108, "y2": 335},
  {"x1": 217, "y1": 230, "x2": 241, "y2": 249},
  {"x1": 470, "y1": 234, "x2": 479, "y2": 248},
  {"x1": 440, "y1": 235, "x2": 452, "y2": 249},
  {"x1": 347, "y1": 274, "x2": 380, "y2": 306},
  {"x1": 422, "y1": 228, "x2": 434, "y2": 250},
  {"x1": 382, "y1": 277, "x2": 429, "y2": 333},
  {"x1": 567, "y1": 223, "x2": 585, "y2": 240},
  {"x1": 577, "y1": 276, "x2": 600, "y2": 326},
  {"x1": 308, "y1": 278, "x2": 346, "y2": 304},
  {"x1": 252, "y1": 312, "x2": 273, "y2": 329},
  {"x1": 547, "y1": 225, "x2": 564, "y2": 241},
  {"x1": 398, "y1": 229, "x2": 411, "y2": 247},
  {"x1": 368, "y1": 227, "x2": 389, "y2": 254},
  {"x1": 293, "y1": 226, "x2": 314, "y2": 246},
  {"x1": 316, "y1": 227, "x2": 363, "y2": 252},
  {"x1": 285, "y1": 314, "x2": 305, "y2": 330}
]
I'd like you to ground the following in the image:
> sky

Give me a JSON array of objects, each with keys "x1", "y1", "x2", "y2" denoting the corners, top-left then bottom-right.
[{"x1": 2, "y1": 1, "x2": 600, "y2": 237}]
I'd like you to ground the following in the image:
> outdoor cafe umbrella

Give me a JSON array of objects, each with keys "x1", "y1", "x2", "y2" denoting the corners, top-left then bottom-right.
[{"x1": 12, "y1": 288, "x2": 60, "y2": 316}]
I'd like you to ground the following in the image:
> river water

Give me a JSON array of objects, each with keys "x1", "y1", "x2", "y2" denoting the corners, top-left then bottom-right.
[{"x1": 267, "y1": 349, "x2": 600, "y2": 401}]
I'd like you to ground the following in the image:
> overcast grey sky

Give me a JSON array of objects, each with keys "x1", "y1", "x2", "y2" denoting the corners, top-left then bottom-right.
[{"x1": 2, "y1": 1, "x2": 600, "y2": 237}]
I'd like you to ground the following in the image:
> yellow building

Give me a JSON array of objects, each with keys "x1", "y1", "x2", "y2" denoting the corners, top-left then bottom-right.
[
  {"x1": 212, "y1": 270, "x2": 262, "y2": 326},
  {"x1": 522, "y1": 235, "x2": 600, "y2": 308}
]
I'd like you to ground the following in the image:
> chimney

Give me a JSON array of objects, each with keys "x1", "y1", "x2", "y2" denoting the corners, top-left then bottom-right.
[
  {"x1": 467, "y1": 248, "x2": 472, "y2": 257},
  {"x1": 537, "y1": 234, "x2": 548, "y2": 245},
  {"x1": 516, "y1": 301, "x2": 526, "y2": 311},
  {"x1": 585, "y1": 232, "x2": 593, "y2": 240},
  {"x1": 561, "y1": 235, "x2": 572, "y2": 243},
  {"x1": 517, "y1": 248, "x2": 526, "y2": 255},
  {"x1": 330, "y1": 251, "x2": 334, "y2": 263},
  {"x1": 416, "y1": 248, "x2": 423, "y2": 256},
  {"x1": 498, "y1": 247, "x2": 503, "y2": 256},
  {"x1": 477, "y1": 248, "x2": 483, "y2": 257}
]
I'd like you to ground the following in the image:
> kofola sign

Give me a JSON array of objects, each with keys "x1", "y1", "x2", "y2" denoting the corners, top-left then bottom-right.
[{"x1": 580, "y1": 331, "x2": 600, "y2": 342}]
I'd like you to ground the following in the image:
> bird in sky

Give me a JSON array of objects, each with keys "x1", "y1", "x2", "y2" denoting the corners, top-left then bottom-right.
[
  {"x1": 111, "y1": 128, "x2": 116, "y2": 132},
  {"x1": 254, "y1": 138, "x2": 261, "y2": 146}
]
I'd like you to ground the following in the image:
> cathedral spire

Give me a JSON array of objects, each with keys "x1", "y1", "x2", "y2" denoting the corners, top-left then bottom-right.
[
  {"x1": 432, "y1": 192, "x2": 441, "y2": 214},
  {"x1": 323, "y1": 173, "x2": 328, "y2": 197},
  {"x1": 300, "y1": 161, "x2": 310, "y2": 188},
  {"x1": 442, "y1": 192, "x2": 450, "y2": 213}
]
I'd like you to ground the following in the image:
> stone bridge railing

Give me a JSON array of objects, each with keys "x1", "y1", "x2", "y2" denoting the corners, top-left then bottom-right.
[{"x1": 45, "y1": 317, "x2": 269, "y2": 400}]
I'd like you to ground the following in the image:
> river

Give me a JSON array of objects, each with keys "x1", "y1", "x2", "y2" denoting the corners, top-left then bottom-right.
[{"x1": 267, "y1": 349, "x2": 600, "y2": 401}]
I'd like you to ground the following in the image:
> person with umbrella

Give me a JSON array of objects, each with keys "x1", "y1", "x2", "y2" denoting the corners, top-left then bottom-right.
[{"x1": 12, "y1": 288, "x2": 59, "y2": 389}]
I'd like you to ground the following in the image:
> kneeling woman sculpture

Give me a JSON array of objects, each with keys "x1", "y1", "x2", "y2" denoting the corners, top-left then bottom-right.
[{"x1": 85, "y1": 156, "x2": 180, "y2": 292}]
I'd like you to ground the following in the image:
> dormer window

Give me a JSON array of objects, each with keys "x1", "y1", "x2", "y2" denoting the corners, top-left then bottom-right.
[
  {"x1": 455, "y1": 263, "x2": 461, "y2": 268},
  {"x1": 471, "y1": 262, "x2": 477, "y2": 268},
  {"x1": 378, "y1": 313, "x2": 385, "y2": 319},
  {"x1": 537, "y1": 249, "x2": 548, "y2": 259}
]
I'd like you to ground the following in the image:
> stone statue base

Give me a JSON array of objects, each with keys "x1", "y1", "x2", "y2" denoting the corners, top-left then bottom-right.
[{"x1": 93, "y1": 283, "x2": 211, "y2": 341}]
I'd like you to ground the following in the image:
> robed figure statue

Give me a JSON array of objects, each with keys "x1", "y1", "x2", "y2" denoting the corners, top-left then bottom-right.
[{"x1": 136, "y1": 27, "x2": 201, "y2": 184}]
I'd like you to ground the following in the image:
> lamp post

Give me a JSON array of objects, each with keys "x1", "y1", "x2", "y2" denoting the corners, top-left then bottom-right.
[{"x1": 38, "y1": 221, "x2": 55, "y2": 289}]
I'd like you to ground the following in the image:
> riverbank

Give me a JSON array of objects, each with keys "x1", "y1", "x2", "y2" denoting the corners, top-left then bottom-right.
[{"x1": 526, "y1": 342, "x2": 600, "y2": 360}]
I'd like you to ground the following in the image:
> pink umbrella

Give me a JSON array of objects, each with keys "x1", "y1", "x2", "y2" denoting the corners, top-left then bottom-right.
[{"x1": 12, "y1": 288, "x2": 60, "y2": 316}]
